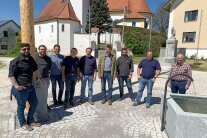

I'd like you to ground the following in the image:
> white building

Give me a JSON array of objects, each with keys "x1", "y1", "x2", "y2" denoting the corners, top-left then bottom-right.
[
  {"x1": 0, "y1": 20, "x2": 20, "y2": 54},
  {"x1": 34, "y1": 0, "x2": 80, "y2": 55}
]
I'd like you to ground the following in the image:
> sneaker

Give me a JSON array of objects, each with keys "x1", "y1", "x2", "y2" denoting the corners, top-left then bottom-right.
[
  {"x1": 69, "y1": 101, "x2": 75, "y2": 107},
  {"x1": 79, "y1": 100, "x2": 84, "y2": 105},
  {"x1": 146, "y1": 103, "x2": 151, "y2": 108},
  {"x1": 21, "y1": 124, "x2": 34, "y2": 131},
  {"x1": 88, "y1": 100, "x2": 94, "y2": 105},
  {"x1": 58, "y1": 100, "x2": 64, "y2": 105},
  {"x1": 108, "y1": 100, "x2": 112, "y2": 106},
  {"x1": 47, "y1": 105, "x2": 51, "y2": 111},
  {"x1": 132, "y1": 101, "x2": 140, "y2": 106},
  {"x1": 101, "y1": 99, "x2": 107, "y2": 104},
  {"x1": 29, "y1": 122, "x2": 41, "y2": 127}
]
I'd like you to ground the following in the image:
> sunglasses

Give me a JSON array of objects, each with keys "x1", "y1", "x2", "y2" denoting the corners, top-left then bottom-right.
[{"x1": 22, "y1": 48, "x2": 30, "y2": 51}]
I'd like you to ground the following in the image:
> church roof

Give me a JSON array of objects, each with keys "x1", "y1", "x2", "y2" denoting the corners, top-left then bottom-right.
[
  {"x1": 107, "y1": 0, "x2": 151, "y2": 19},
  {"x1": 35, "y1": 0, "x2": 79, "y2": 23}
]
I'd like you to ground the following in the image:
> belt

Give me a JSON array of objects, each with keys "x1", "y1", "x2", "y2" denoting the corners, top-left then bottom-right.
[
  {"x1": 104, "y1": 71, "x2": 111, "y2": 73},
  {"x1": 21, "y1": 83, "x2": 33, "y2": 87},
  {"x1": 142, "y1": 76, "x2": 153, "y2": 80},
  {"x1": 172, "y1": 80, "x2": 187, "y2": 82}
]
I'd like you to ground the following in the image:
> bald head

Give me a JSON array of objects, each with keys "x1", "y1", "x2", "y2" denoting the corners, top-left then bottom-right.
[{"x1": 176, "y1": 53, "x2": 184, "y2": 64}]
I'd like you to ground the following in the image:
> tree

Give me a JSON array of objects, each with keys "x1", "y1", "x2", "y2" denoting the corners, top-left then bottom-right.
[
  {"x1": 152, "y1": 1, "x2": 169, "y2": 36},
  {"x1": 85, "y1": 0, "x2": 112, "y2": 34}
]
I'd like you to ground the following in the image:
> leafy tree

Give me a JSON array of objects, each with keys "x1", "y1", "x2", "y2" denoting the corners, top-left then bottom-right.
[
  {"x1": 152, "y1": 1, "x2": 169, "y2": 36},
  {"x1": 85, "y1": 0, "x2": 112, "y2": 35}
]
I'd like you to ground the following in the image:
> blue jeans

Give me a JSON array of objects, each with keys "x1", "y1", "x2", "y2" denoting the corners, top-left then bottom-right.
[
  {"x1": 80, "y1": 75, "x2": 94, "y2": 101},
  {"x1": 65, "y1": 74, "x2": 77, "y2": 103},
  {"x1": 171, "y1": 80, "x2": 187, "y2": 94},
  {"x1": 50, "y1": 75, "x2": 64, "y2": 102},
  {"x1": 118, "y1": 76, "x2": 134, "y2": 99},
  {"x1": 11, "y1": 85, "x2": 38, "y2": 126},
  {"x1": 135, "y1": 77, "x2": 153, "y2": 104},
  {"x1": 101, "y1": 72, "x2": 113, "y2": 100}
]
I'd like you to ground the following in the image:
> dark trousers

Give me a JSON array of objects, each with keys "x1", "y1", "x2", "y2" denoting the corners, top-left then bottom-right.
[
  {"x1": 50, "y1": 75, "x2": 64, "y2": 102},
  {"x1": 65, "y1": 74, "x2": 77, "y2": 103},
  {"x1": 118, "y1": 76, "x2": 134, "y2": 99},
  {"x1": 171, "y1": 80, "x2": 187, "y2": 94},
  {"x1": 11, "y1": 86, "x2": 38, "y2": 126}
]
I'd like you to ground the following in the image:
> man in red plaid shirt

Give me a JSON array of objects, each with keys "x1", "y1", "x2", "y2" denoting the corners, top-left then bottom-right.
[{"x1": 168, "y1": 53, "x2": 192, "y2": 94}]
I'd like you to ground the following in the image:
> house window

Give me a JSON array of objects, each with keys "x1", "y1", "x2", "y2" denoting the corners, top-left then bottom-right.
[
  {"x1": 62, "y1": 24, "x2": 65, "y2": 32},
  {"x1": 39, "y1": 26, "x2": 41, "y2": 33},
  {"x1": 182, "y1": 32, "x2": 196, "y2": 43},
  {"x1": 184, "y1": 10, "x2": 198, "y2": 22},
  {"x1": 1, "y1": 45, "x2": 8, "y2": 50},
  {"x1": 3, "y1": 31, "x2": 8, "y2": 37},
  {"x1": 132, "y1": 22, "x2": 136, "y2": 27},
  {"x1": 51, "y1": 25, "x2": 54, "y2": 33},
  {"x1": 144, "y1": 21, "x2": 148, "y2": 29}
]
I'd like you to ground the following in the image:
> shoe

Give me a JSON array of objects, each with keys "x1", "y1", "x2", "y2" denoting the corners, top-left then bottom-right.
[
  {"x1": 54, "y1": 100, "x2": 58, "y2": 105},
  {"x1": 88, "y1": 100, "x2": 94, "y2": 105},
  {"x1": 108, "y1": 100, "x2": 112, "y2": 106},
  {"x1": 29, "y1": 122, "x2": 41, "y2": 127},
  {"x1": 132, "y1": 101, "x2": 140, "y2": 106},
  {"x1": 58, "y1": 100, "x2": 64, "y2": 105},
  {"x1": 146, "y1": 103, "x2": 151, "y2": 108},
  {"x1": 21, "y1": 124, "x2": 34, "y2": 131},
  {"x1": 118, "y1": 97, "x2": 123, "y2": 101},
  {"x1": 79, "y1": 100, "x2": 84, "y2": 105},
  {"x1": 131, "y1": 98, "x2": 135, "y2": 102},
  {"x1": 101, "y1": 99, "x2": 107, "y2": 104},
  {"x1": 47, "y1": 105, "x2": 51, "y2": 111},
  {"x1": 69, "y1": 101, "x2": 75, "y2": 107},
  {"x1": 64, "y1": 102, "x2": 68, "y2": 110}
]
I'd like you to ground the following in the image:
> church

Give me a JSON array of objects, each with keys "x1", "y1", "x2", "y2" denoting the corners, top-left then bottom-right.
[{"x1": 34, "y1": 0, "x2": 151, "y2": 55}]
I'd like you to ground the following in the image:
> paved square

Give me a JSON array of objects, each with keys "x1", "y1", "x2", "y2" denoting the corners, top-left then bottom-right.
[{"x1": 0, "y1": 57, "x2": 206, "y2": 138}]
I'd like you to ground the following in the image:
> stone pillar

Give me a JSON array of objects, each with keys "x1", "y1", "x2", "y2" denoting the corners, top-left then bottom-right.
[
  {"x1": 91, "y1": 27, "x2": 99, "y2": 57},
  {"x1": 20, "y1": 0, "x2": 36, "y2": 56},
  {"x1": 112, "y1": 28, "x2": 122, "y2": 57},
  {"x1": 165, "y1": 38, "x2": 178, "y2": 58}
]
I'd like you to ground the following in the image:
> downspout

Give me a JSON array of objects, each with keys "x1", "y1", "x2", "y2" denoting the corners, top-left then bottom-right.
[{"x1": 57, "y1": 20, "x2": 59, "y2": 45}]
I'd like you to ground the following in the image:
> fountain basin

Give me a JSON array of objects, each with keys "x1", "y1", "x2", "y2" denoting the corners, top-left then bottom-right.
[{"x1": 161, "y1": 93, "x2": 207, "y2": 138}]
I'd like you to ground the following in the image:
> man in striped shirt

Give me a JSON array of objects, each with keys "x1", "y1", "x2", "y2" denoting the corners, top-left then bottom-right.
[{"x1": 168, "y1": 53, "x2": 192, "y2": 94}]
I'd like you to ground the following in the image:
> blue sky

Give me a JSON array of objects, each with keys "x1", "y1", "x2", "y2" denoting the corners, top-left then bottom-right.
[{"x1": 0, "y1": 0, "x2": 167, "y2": 25}]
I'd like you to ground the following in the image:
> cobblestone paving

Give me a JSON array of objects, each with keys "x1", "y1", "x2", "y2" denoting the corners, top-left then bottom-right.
[{"x1": 0, "y1": 57, "x2": 206, "y2": 138}]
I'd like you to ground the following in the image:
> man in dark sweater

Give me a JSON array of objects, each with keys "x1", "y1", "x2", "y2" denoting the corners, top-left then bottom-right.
[
  {"x1": 34, "y1": 45, "x2": 52, "y2": 121},
  {"x1": 79, "y1": 48, "x2": 97, "y2": 105}
]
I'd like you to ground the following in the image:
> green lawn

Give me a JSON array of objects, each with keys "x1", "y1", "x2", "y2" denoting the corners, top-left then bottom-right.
[{"x1": 133, "y1": 56, "x2": 207, "y2": 72}]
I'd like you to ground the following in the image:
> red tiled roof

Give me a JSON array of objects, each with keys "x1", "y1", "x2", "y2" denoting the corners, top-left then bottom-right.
[
  {"x1": 107, "y1": 0, "x2": 151, "y2": 19},
  {"x1": 35, "y1": 0, "x2": 79, "y2": 23}
]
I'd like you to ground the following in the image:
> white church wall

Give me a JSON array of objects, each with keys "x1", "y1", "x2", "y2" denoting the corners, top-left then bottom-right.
[
  {"x1": 74, "y1": 34, "x2": 90, "y2": 56},
  {"x1": 58, "y1": 20, "x2": 80, "y2": 55},
  {"x1": 34, "y1": 20, "x2": 57, "y2": 51}
]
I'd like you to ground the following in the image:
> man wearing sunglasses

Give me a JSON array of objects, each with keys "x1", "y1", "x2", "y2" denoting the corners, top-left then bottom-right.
[{"x1": 8, "y1": 43, "x2": 42, "y2": 131}]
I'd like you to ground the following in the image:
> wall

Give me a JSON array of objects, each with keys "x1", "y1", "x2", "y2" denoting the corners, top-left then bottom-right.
[
  {"x1": 34, "y1": 20, "x2": 58, "y2": 51},
  {"x1": 58, "y1": 20, "x2": 80, "y2": 55},
  {"x1": 171, "y1": 0, "x2": 207, "y2": 52},
  {"x1": 0, "y1": 21, "x2": 20, "y2": 54}
]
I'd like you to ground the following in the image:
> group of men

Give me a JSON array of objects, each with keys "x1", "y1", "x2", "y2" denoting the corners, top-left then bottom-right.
[{"x1": 8, "y1": 43, "x2": 192, "y2": 131}]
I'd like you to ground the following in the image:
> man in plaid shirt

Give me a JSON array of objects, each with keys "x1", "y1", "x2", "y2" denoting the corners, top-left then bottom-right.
[{"x1": 168, "y1": 53, "x2": 192, "y2": 94}]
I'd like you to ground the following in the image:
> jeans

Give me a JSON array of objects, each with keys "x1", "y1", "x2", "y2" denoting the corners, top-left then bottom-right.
[
  {"x1": 11, "y1": 85, "x2": 38, "y2": 126},
  {"x1": 50, "y1": 75, "x2": 64, "y2": 102},
  {"x1": 80, "y1": 75, "x2": 94, "y2": 101},
  {"x1": 171, "y1": 80, "x2": 187, "y2": 94},
  {"x1": 65, "y1": 74, "x2": 77, "y2": 103},
  {"x1": 118, "y1": 76, "x2": 134, "y2": 99},
  {"x1": 101, "y1": 72, "x2": 113, "y2": 100},
  {"x1": 135, "y1": 77, "x2": 153, "y2": 104}
]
